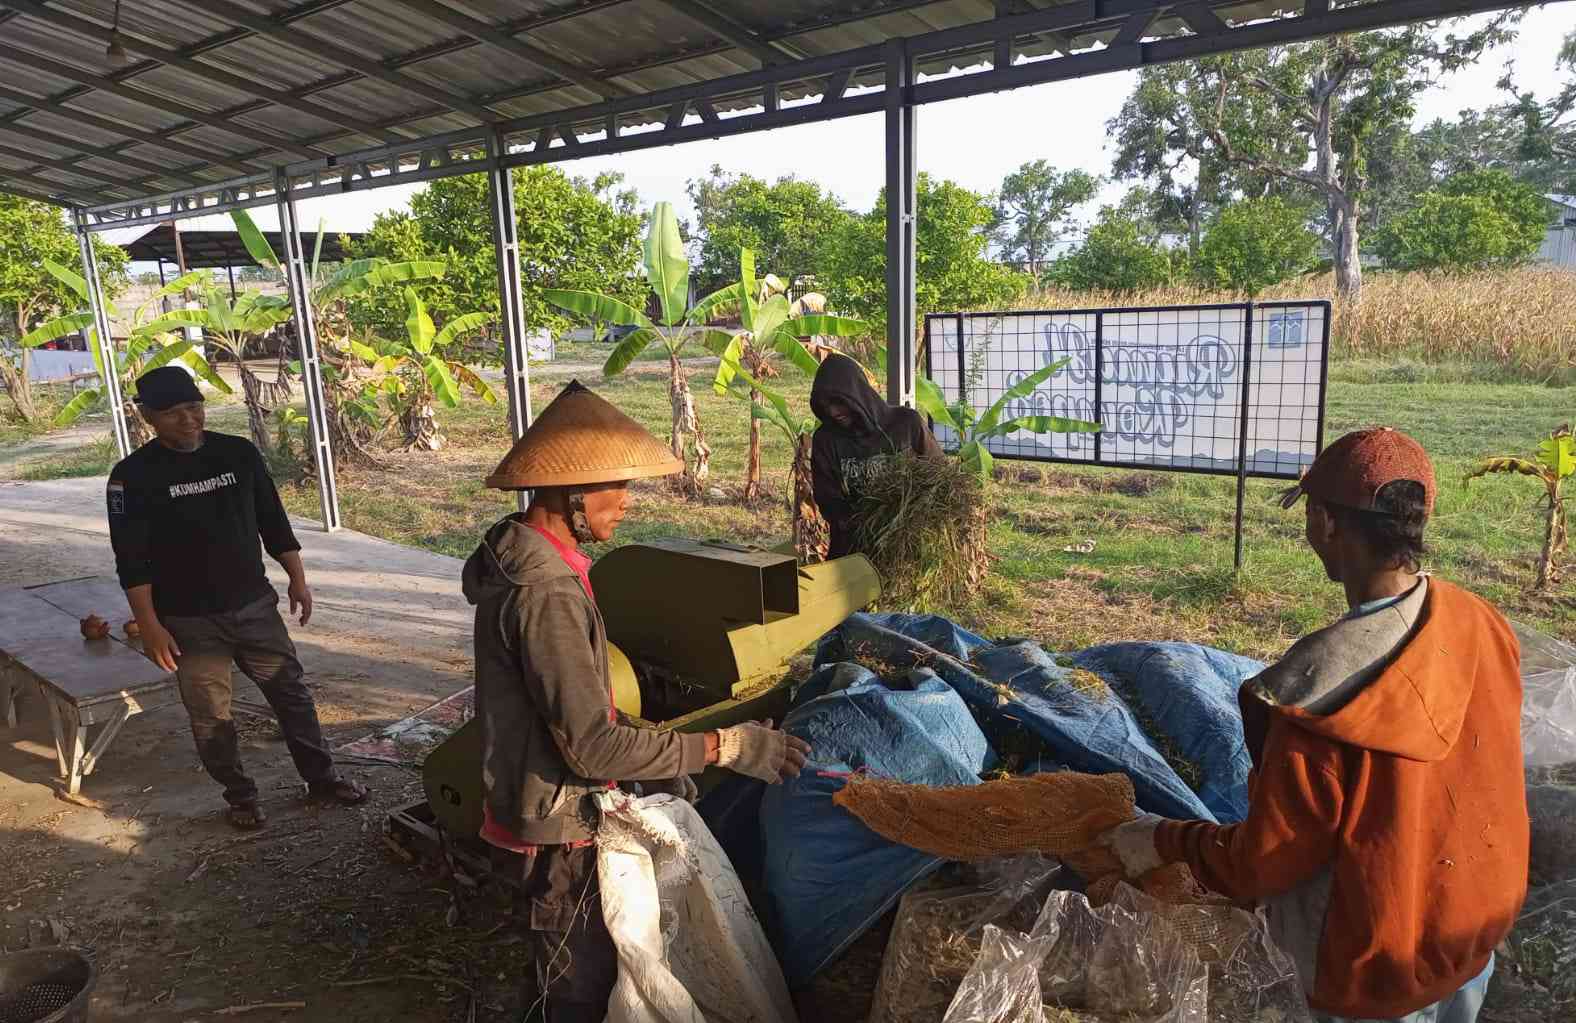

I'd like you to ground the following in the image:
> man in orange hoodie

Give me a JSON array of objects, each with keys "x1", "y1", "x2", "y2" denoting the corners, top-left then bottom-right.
[{"x1": 1100, "y1": 428, "x2": 1529, "y2": 1023}]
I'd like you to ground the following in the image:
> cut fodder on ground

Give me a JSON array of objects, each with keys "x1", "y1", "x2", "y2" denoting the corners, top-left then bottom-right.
[{"x1": 853, "y1": 453, "x2": 989, "y2": 615}]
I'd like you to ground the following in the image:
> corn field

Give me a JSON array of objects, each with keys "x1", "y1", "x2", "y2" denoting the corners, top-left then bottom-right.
[{"x1": 1003, "y1": 267, "x2": 1576, "y2": 380}]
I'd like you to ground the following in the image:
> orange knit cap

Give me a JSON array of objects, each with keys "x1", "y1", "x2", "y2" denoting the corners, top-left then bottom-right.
[{"x1": 1280, "y1": 427, "x2": 1436, "y2": 517}]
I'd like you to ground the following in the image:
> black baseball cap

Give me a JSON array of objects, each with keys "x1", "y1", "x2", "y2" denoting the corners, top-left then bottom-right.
[{"x1": 134, "y1": 366, "x2": 204, "y2": 411}]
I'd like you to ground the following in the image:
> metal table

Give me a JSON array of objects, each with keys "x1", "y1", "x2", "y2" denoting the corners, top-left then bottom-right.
[{"x1": 0, "y1": 577, "x2": 177, "y2": 794}]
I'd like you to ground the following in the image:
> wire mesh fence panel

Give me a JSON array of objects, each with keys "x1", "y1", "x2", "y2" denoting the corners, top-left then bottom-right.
[
  {"x1": 923, "y1": 301, "x2": 1329, "y2": 482},
  {"x1": 1245, "y1": 302, "x2": 1328, "y2": 478}
]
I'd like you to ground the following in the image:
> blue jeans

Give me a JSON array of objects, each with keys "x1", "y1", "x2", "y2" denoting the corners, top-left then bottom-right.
[{"x1": 1315, "y1": 955, "x2": 1494, "y2": 1023}]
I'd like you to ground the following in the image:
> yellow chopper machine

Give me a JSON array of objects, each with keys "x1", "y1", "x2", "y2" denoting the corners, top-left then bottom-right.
[{"x1": 388, "y1": 539, "x2": 879, "y2": 863}]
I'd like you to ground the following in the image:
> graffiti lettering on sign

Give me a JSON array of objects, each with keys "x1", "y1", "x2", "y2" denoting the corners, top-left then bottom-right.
[
  {"x1": 1266, "y1": 311, "x2": 1305, "y2": 348},
  {"x1": 995, "y1": 321, "x2": 1241, "y2": 450}
]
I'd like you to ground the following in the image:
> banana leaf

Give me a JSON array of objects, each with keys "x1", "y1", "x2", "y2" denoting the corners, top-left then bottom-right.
[
  {"x1": 603, "y1": 327, "x2": 660, "y2": 377},
  {"x1": 1538, "y1": 433, "x2": 1576, "y2": 479},
  {"x1": 712, "y1": 334, "x2": 747, "y2": 395},
  {"x1": 453, "y1": 364, "x2": 498, "y2": 403},
  {"x1": 644, "y1": 202, "x2": 690, "y2": 327},
  {"x1": 53, "y1": 387, "x2": 103, "y2": 427},
  {"x1": 404, "y1": 289, "x2": 436, "y2": 356},
  {"x1": 311, "y1": 218, "x2": 326, "y2": 283},
  {"x1": 960, "y1": 440, "x2": 994, "y2": 481},
  {"x1": 544, "y1": 289, "x2": 654, "y2": 330},
  {"x1": 689, "y1": 282, "x2": 744, "y2": 325},
  {"x1": 42, "y1": 258, "x2": 89, "y2": 303},
  {"x1": 182, "y1": 350, "x2": 232, "y2": 394},
  {"x1": 434, "y1": 312, "x2": 492, "y2": 349},
  {"x1": 324, "y1": 260, "x2": 446, "y2": 302},
  {"x1": 20, "y1": 312, "x2": 94, "y2": 348},
  {"x1": 915, "y1": 376, "x2": 963, "y2": 433},
  {"x1": 138, "y1": 340, "x2": 195, "y2": 375},
  {"x1": 979, "y1": 413, "x2": 1101, "y2": 442},
  {"x1": 977, "y1": 357, "x2": 1072, "y2": 435},
  {"x1": 137, "y1": 310, "x2": 210, "y2": 337},
  {"x1": 142, "y1": 270, "x2": 207, "y2": 307},
  {"x1": 423, "y1": 356, "x2": 461, "y2": 406},
  {"x1": 231, "y1": 209, "x2": 280, "y2": 270}
]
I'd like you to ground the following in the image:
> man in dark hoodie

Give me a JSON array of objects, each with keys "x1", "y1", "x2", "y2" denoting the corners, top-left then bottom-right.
[
  {"x1": 465, "y1": 380, "x2": 811, "y2": 1023},
  {"x1": 1099, "y1": 428, "x2": 1528, "y2": 1023},
  {"x1": 810, "y1": 353, "x2": 944, "y2": 559}
]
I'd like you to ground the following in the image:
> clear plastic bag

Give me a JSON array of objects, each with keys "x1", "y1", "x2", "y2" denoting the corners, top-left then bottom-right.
[
  {"x1": 940, "y1": 884, "x2": 1310, "y2": 1023},
  {"x1": 1498, "y1": 878, "x2": 1576, "y2": 1008},
  {"x1": 867, "y1": 856, "x2": 1064, "y2": 1023},
  {"x1": 1512, "y1": 621, "x2": 1576, "y2": 769}
]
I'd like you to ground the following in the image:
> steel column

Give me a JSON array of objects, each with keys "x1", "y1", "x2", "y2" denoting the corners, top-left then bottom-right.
[
  {"x1": 1233, "y1": 303, "x2": 1255, "y2": 572},
  {"x1": 275, "y1": 173, "x2": 340, "y2": 532},
  {"x1": 487, "y1": 130, "x2": 532, "y2": 512},
  {"x1": 883, "y1": 39, "x2": 916, "y2": 408},
  {"x1": 74, "y1": 210, "x2": 130, "y2": 458}
]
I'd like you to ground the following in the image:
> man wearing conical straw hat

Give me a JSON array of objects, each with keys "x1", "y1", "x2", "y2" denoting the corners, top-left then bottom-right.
[{"x1": 464, "y1": 380, "x2": 811, "y2": 1021}]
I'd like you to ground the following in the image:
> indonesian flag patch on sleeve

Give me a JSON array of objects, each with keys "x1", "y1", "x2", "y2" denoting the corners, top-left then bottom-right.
[{"x1": 107, "y1": 479, "x2": 125, "y2": 515}]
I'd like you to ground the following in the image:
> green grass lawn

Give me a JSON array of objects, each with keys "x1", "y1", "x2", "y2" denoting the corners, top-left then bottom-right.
[
  {"x1": 266, "y1": 363, "x2": 1576, "y2": 657},
  {"x1": 7, "y1": 358, "x2": 1573, "y2": 657}
]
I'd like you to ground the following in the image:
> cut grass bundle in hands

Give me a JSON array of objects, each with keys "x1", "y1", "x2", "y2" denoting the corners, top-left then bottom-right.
[{"x1": 853, "y1": 452, "x2": 989, "y2": 614}]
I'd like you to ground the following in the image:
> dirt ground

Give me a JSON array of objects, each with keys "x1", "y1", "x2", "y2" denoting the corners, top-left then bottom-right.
[{"x1": 0, "y1": 479, "x2": 534, "y2": 1021}]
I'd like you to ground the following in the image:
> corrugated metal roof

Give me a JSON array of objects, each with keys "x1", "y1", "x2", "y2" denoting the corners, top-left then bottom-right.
[{"x1": 0, "y1": 0, "x2": 1486, "y2": 211}]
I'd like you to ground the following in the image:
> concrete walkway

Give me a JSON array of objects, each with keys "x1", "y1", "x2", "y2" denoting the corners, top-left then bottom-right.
[{"x1": 0, "y1": 477, "x2": 487, "y2": 1019}]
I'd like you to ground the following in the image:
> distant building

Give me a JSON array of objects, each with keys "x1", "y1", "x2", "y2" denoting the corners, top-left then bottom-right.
[{"x1": 1539, "y1": 195, "x2": 1576, "y2": 268}]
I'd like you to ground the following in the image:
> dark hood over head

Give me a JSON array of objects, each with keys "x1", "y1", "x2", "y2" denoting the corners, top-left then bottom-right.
[{"x1": 810, "y1": 353, "x2": 890, "y2": 435}]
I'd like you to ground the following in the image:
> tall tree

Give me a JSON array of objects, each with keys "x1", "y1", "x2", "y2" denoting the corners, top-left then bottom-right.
[
  {"x1": 347, "y1": 168, "x2": 645, "y2": 351},
  {"x1": 820, "y1": 174, "x2": 1028, "y2": 334},
  {"x1": 1109, "y1": 67, "x2": 1229, "y2": 257},
  {"x1": 1493, "y1": 28, "x2": 1576, "y2": 193},
  {"x1": 1199, "y1": 20, "x2": 1518, "y2": 305},
  {"x1": 0, "y1": 195, "x2": 127, "y2": 421},
  {"x1": 989, "y1": 160, "x2": 1099, "y2": 276},
  {"x1": 685, "y1": 166, "x2": 852, "y2": 296}
]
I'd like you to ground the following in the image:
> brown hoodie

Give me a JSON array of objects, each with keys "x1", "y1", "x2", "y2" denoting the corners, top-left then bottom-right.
[{"x1": 1155, "y1": 577, "x2": 1528, "y2": 1019}]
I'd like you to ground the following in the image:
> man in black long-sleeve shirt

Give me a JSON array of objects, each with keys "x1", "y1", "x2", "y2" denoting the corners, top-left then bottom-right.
[{"x1": 108, "y1": 367, "x2": 366, "y2": 829}]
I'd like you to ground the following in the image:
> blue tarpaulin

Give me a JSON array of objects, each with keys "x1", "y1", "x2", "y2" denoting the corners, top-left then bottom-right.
[
  {"x1": 717, "y1": 612, "x2": 1264, "y2": 988},
  {"x1": 758, "y1": 663, "x2": 992, "y2": 987},
  {"x1": 1072, "y1": 642, "x2": 1263, "y2": 821}
]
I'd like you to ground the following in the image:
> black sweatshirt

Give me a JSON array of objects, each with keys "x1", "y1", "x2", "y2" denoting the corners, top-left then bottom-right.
[
  {"x1": 107, "y1": 431, "x2": 301, "y2": 617},
  {"x1": 809, "y1": 354, "x2": 944, "y2": 559}
]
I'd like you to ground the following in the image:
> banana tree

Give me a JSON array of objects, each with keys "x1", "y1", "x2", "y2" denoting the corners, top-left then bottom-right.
[
  {"x1": 139, "y1": 287, "x2": 293, "y2": 450},
  {"x1": 711, "y1": 250, "x2": 866, "y2": 503},
  {"x1": 22, "y1": 261, "x2": 229, "y2": 448},
  {"x1": 545, "y1": 202, "x2": 737, "y2": 497},
  {"x1": 231, "y1": 209, "x2": 445, "y2": 464},
  {"x1": 351, "y1": 288, "x2": 495, "y2": 451},
  {"x1": 716, "y1": 354, "x2": 827, "y2": 563},
  {"x1": 915, "y1": 358, "x2": 1101, "y2": 482},
  {"x1": 1465, "y1": 425, "x2": 1576, "y2": 590}
]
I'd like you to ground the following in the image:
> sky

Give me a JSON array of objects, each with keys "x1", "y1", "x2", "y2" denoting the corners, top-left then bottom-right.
[{"x1": 164, "y1": 5, "x2": 1576, "y2": 245}]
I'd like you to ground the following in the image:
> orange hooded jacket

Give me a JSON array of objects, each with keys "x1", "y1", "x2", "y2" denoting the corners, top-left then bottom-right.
[{"x1": 1155, "y1": 577, "x2": 1529, "y2": 1019}]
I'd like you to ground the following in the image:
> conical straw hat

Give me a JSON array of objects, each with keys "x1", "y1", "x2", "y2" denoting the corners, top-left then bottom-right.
[{"x1": 485, "y1": 380, "x2": 683, "y2": 489}]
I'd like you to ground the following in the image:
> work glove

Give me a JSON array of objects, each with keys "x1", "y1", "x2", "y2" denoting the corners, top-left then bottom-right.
[
  {"x1": 717, "y1": 721, "x2": 811, "y2": 784},
  {"x1": 639, "y1": 775, "x2": 699, "y2": 803},
  {"x1": 1096, "y1": 812, "x2": 1165, "y2": 878}
]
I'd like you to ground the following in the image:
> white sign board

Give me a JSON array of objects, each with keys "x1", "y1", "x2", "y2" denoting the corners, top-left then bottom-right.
[{"x1": 925, "y1": 302, "x2": 1328, "y2": 479}]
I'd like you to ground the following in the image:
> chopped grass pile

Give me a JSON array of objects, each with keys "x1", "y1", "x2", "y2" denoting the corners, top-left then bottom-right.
[{"x1": 853, "y1": 452, "x2": 989, "y2": 615}]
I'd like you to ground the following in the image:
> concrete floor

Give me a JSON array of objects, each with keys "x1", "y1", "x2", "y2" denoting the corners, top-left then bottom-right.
[{"x1": 0, "y1": 476, "x2": 493, "y2": 1019}]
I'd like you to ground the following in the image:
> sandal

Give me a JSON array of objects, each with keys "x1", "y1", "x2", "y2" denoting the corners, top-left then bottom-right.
[
  {"x1": 307, "y1": 777, "x2": 370, "y2": 806},
  {"x1": 227, "y1": 802, "x2": 267, "y2": 831}
]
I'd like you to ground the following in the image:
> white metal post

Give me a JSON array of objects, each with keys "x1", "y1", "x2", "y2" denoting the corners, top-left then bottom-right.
[
  {"x1": 274, "y1": 173, "x2": 341, "y2": 532},
  {"x1": 74, "y1": 210, "x2": 131, "y2": 458},
  {"x1": 488, "y1": 129, "x2": 533, "y2": 512},
  {"x1": 883, "y1": 39, "x2": 917, "y2": 408}
]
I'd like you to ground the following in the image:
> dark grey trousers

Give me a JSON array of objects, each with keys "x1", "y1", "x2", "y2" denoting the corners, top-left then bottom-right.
[{"x1": 162, "y1": 591, "x2": 336, "y2": 806}]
